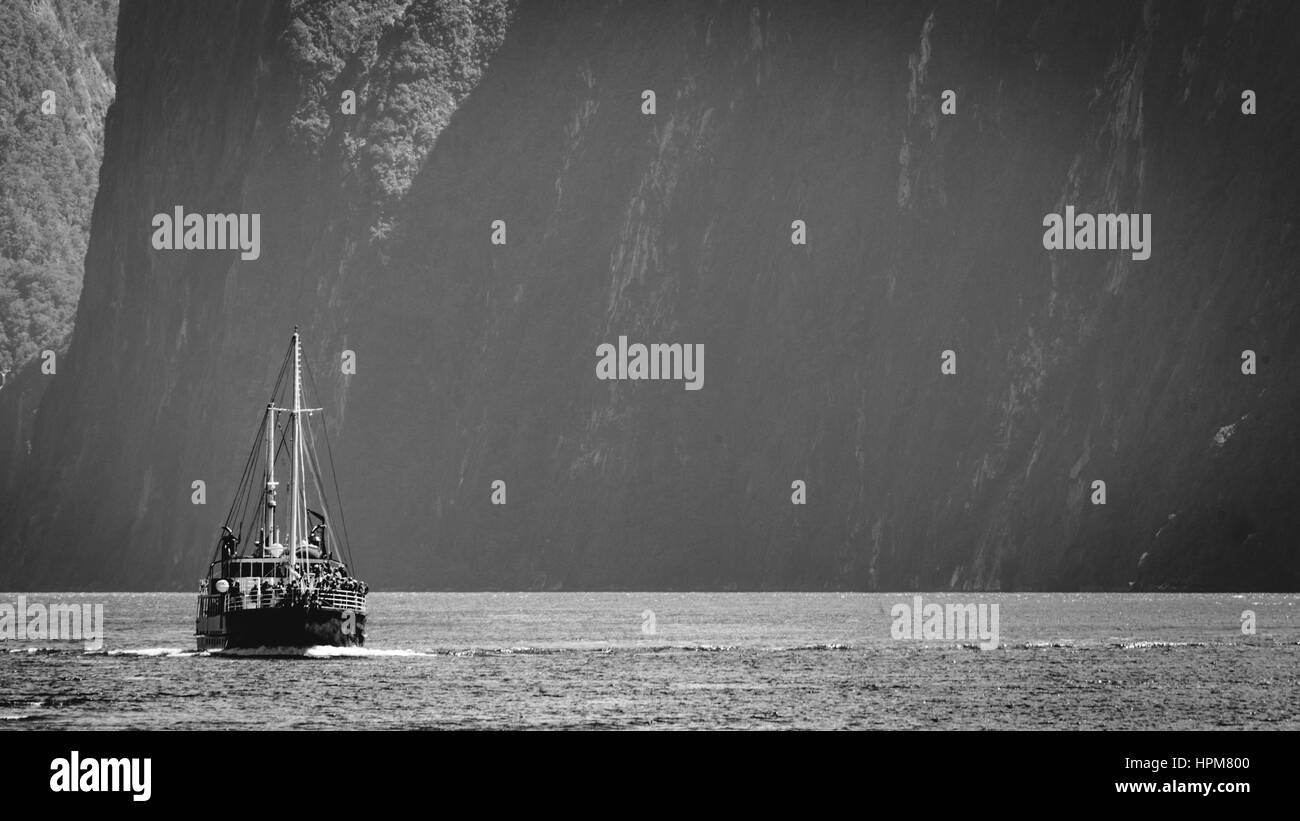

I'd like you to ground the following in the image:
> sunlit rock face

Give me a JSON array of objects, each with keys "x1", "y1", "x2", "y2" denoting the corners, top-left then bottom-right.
[
  {"x1": 0, "y1": 0, "x2": 117, "y2": 492},
  {"x1": 1, "y1": 1, "x2": 1297, "y2": 591}
]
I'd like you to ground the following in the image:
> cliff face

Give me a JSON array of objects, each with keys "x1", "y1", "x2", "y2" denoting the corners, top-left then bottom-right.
[
  {"x1": 0, "y1": 0, "x2": 117, "y2": 485},
  {"x1": 0, "y1": 0, "x2": 115, "y2": 370},
  {"x1": 2, "y1": 0, "x2": 1298, "y2": 591}
]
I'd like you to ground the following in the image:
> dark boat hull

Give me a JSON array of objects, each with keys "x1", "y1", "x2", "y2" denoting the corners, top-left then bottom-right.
[{"x1": 198, "y1": 606, "x2": 365, "y2": 651}]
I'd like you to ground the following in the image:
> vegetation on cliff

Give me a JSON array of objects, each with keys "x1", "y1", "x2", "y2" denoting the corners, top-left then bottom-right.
[{"x1": 0, "y1": 0, "x2": 116, "y2": 374}]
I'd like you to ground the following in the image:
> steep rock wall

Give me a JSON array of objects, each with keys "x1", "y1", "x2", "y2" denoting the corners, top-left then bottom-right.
[{"x1": 2, "y1": 0, "x2": 1297, "y2": 591}]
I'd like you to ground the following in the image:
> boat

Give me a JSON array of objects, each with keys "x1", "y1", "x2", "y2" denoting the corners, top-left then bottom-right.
[{"x1": 195, "y1": 328, "x2": 367, "y2": 651}]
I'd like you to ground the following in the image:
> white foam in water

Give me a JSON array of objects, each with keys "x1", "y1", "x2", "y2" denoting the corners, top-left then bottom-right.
[
  {"x1": 304, "y1": 646, "x2": 429, "y2": 658},
  {"x1": 1115, "y1": 640, "x2": 1209, "y2": 649},
  {"x1": 104, "y1": 647, "x2": 194, "y2": 657},
  {"x1": 6, "y1": 646, "x2": 79, "y2": 654},
  {"x1": 213, "y1": 645, "x2": 432, "y2": 658}
]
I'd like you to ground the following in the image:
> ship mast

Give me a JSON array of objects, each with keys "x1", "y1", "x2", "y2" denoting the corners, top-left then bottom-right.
[
  {"x1": 264, "y1": 401, "x2": 277, "y2": 553},
  {"x1": 290, "y1": 328, "x2": 305, "y2": 587},
  {"x1": 263, "y1": 328, "x2": 323, "y2": 587}
]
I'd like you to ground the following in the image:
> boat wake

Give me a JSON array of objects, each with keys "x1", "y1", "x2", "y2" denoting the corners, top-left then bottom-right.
[
  {"x1": 105, "y1": 647, "x2": 198, "y2": 657},
  {"x1": 214, "y1": 645, "x2": 431, "y2": 658},
  {"x1": 6, "y1": 637, "x2": 1277, "y2": 659}
]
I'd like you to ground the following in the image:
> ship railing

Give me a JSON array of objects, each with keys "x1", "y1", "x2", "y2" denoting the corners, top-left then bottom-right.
[{"x1": 224, "y1": 588, "x2": 367, "y2": 615}]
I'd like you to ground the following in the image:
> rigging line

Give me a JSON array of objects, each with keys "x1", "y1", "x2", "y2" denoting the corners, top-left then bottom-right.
[
  {"x1": 256, "y1": 414, "x2": 294, "y2": 551},
  {"x1": 303, "y1": 418, "x2": 339, "y2": 562},
  {"x1": 230, "y1": 419, "x2": 265, "y2": 553},
  {"x1": 239, "y1": 415, "x2": 283, "y2": 551},
  {"x1": 217, "y1": 338, "x2": 292, "y2": 531},
  {"x1": 219, "y1": 405, "x2": 266, "y2": 529},
  {"x1": 233, "y1": 422, "x2": 267, "y2": 551},
  {"x1": 211, "y1": 409, "x2": 269, "y2": 566},
  {"x1": 302, "y1": 353, "x2": 356, "y2": 574},
  {"x1": 301, "y1": 355, "x2": 353, "y2": 571},
  {"x1": 307, "y1": 423, "x2": 353, "y2": 570},
  {"x1": 212, "y1": 337, "x2": 295, "y2": 564},
  {"x1": 232, "y1": 399, "x2": 276, "y2": 521},
  {"x1": 308, "y1": 355, "x2": 355, "y2": 569},
  {"x1": 244, "y1": 340, "x2": 293, "y2": 553},
  {"x1": 274, "y1": 416, "x2": 292, "y2": 480},
  {"x1": 206, "y1": 336, "x2": 296, "y2": 566}
]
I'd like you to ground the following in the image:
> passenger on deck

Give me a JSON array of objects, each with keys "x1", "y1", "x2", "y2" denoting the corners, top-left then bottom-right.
[{"x1": 220, "y1": 526, "x2": 240, "y2": 560}]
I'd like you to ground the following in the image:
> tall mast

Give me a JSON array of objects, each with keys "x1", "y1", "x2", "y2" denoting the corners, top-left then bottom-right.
[
  {"x1": 290, "y1": 327, "x2": 304, "y2": 585},
  {"x1": 265, "y1": 402, "x2": 276, "y2": 550}
]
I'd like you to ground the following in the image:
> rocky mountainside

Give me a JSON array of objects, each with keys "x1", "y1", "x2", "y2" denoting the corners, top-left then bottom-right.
[
  {"x1": 1, "y1": 0, "x2": 1297, "y2": 591},
  {"x1": 0, "y1": 0, "x2": 115, "y2": 366},
  {"x1": 0, "y1": 0, "x2": 116, "y2": 484}
]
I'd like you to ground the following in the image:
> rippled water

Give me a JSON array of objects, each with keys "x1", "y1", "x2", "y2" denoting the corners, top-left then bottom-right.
[{"x1": 1, "y1": 592, "x2": 1297, "y2": 729}]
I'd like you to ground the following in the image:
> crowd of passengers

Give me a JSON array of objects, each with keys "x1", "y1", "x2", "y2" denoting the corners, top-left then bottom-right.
[{"x1": 228, "y1": 566, "x2": 369, "y2": 607}]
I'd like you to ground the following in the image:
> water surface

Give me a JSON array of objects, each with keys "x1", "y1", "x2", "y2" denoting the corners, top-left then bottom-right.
[{"x1": 1, "y1": 592, "x2": 1296, "y2": 729}]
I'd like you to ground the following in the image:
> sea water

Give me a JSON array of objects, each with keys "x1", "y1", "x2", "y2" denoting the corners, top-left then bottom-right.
[{"x1": 0, "y1": 592, "x2": 1296, "y2": 729}]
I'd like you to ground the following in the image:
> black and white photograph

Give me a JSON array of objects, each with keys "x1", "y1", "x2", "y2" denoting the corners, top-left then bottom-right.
[{"x1": 1, "y1": 0, "x2": 1296, "y2": 805}]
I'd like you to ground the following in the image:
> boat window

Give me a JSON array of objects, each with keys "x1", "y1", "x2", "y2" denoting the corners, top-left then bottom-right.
[{"x1": 234, "y1": 560, "x2": 275, "y2": 577}]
